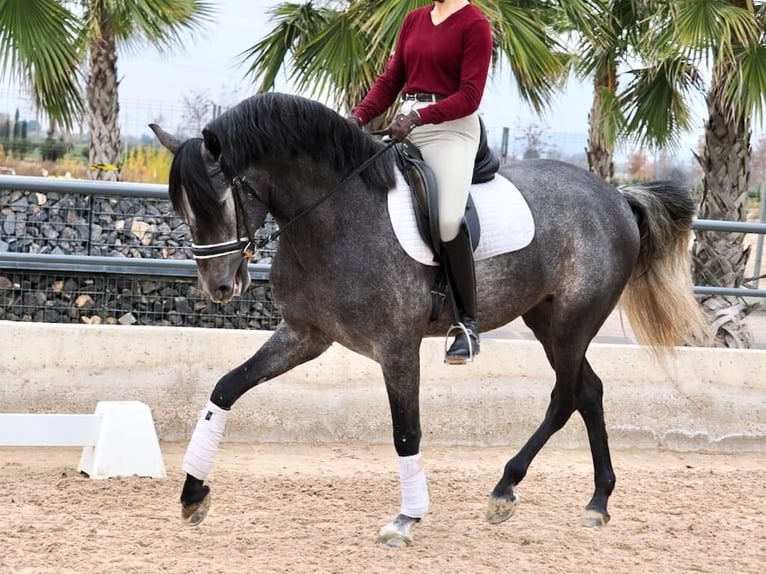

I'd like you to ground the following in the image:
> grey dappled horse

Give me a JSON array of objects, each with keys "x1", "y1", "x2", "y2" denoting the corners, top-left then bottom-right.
[{"x1": 151, "y1": 92, "x2": 708, "y2": 547}]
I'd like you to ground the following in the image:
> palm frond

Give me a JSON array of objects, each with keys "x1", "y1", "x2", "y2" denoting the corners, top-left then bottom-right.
[
  {"x1": 490, "y1": 0, "x2": 568, "y2": 112},
  {"x1": 239, "y1": 2, "x2": 336, "y2": 93},
  {"x1": 361, "y1": 0, "x2": 421, "y2": 50},
  {"x1": 291, "y1": 12, "x2": 379, "y2": 108},
  {"x1": 0, "y1": 0, "x2": 84, "y2": 129},
  {"x1": 619, "y1": 55, "x2": 703, "y2": 150},
  {"x1": 81, "y1": 0, "x2": 214, "y2": 55},
  {"x1": 672, "y1": 0, "x2": 759, "y2": 64},
  {"x1": 720, "y1": 39, "x2": 766, "y2": 124}
]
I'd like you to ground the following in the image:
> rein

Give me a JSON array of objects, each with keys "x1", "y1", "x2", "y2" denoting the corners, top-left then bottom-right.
[{"x1": 191, "y1": 139, "x2": 395, "y2": 260}]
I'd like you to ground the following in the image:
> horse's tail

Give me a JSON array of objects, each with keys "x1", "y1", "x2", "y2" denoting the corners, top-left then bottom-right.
[{"x1": 617, "y1": 182, "x2": 711, "y2": 352}]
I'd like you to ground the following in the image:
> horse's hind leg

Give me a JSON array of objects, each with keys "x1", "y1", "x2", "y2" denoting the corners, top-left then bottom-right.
[
  {"x1": 487, "y1": 299, "x2": 614, "y2": 526},
  {"x1": 180, "y1": 321, "x2": 331, "y2": 526},
  {"x1": 577, "y1": 360, "x2": 615, "y2": 526}
]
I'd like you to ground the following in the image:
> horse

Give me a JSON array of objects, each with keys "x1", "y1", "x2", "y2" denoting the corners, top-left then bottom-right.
[{"x1": 150, "y1": 91, "x2": 709, "y2": 547}]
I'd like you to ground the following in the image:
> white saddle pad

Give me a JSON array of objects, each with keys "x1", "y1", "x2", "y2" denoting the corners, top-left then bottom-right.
[{"x1": 387, "y1": 170, "x2": 535, "y2": 266}]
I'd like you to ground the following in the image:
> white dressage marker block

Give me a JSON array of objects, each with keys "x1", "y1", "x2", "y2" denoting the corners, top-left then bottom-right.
[
  {"x1": 78, "y1": 401, "x2": 166, "y2": 479},
  {"x1": 0, "y1": 400, "x2": 166, "y2": 479}
]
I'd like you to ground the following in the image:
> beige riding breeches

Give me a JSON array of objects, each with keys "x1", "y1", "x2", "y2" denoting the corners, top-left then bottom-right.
[{"x1": 400, "y1": 100, "x2": 481, "y2": 242}]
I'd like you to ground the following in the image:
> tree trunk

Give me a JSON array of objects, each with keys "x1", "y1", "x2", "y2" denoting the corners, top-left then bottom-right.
[
  {"x1": 86, "y1": 25, "x2": 121, "y2": 182},
  {"x1": 692, "y1": 59, "x2": 754, "y2": 348},
  {"x1": 586, "y1": 62, "x2": 616, "y2": 181}
]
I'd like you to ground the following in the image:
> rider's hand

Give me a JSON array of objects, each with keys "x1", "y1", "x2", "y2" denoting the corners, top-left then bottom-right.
[
  {"x1": 386, "y1": 111, "x2": 422, "y2": 142},
  {"x1": 347, "y1": 115, "x2": 363, "y2": 128}
]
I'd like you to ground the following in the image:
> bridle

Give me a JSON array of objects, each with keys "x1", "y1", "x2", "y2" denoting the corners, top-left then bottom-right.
[
  {"x1": 189, "y1": 138, "x2": 396, "y2": 261},
  {"x1": 189, "y1": 171, "x2": 265, "y2": 260}
]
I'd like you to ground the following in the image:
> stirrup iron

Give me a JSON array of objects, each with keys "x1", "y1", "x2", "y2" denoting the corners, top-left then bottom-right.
[{"x1": 444, "y1": 322, "x2": 477, "y2": 365}]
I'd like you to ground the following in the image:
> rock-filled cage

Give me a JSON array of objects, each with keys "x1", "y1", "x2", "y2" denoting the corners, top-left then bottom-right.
[{"x1": 0, "y1": 184, "x2": 281, "y2": 329}]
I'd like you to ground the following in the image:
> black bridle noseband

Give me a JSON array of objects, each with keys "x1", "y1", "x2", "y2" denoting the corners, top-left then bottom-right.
[{"x1": 189, "y1": 139, "x2": 395, "y2": 261}]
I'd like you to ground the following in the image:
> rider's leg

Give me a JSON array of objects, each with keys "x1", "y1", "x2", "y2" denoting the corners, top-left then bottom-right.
[
  {"x1": 442, "y1": 221, "x2": 479, "y2": 363},
  {"x1": 406, "y1": 105, "x2": 481, "y2": 363}
]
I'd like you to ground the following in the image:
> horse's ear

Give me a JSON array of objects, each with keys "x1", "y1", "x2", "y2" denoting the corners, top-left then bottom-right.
[
  {"x1": 148, "y1": 124, "x2": 182, "y2": 154},
  {"x1": 202, "y1": 128, "x2": 222, "y2": 161}
]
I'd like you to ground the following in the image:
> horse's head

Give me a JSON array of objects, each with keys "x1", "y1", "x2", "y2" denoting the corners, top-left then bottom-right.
[{"x1": 150, "y1": 123, "x2": 269, "y2": 304}]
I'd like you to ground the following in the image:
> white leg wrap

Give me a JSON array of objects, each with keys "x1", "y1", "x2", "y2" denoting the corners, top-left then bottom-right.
[
  {"x1": 399, "y1": 453, "x2": 429, "y2": 518},
  {"x1": 182, "y1": 401, "x2": 231, "y2": 480}
]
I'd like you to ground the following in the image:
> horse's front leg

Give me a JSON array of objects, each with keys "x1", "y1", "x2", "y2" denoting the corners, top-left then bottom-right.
[
  {"x1": 180, "y1": 322, "x2": 331, "y2": 526},
  {"x1": 376, "y1": 347, "x2": 428, "y2": 547}
]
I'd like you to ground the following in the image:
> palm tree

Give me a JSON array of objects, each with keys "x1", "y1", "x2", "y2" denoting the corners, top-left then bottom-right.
[
  {"x1": 79, "y1": 0, "x2": 214, "y2": 181},
  {"x1": 0, "y1": 0, "x2": 214, "y2": 181},
  {"x1": 563, "y1": 0, "x2": 765, "y2": 346},
  {"x1": 239, "y1": 0, "x2": 582, "y2": 129},
  {"x1": 556, "y1": 0, "x2": 702, "y2": 180},
  {"x1": 669, "y1": 0, "x2": 766, "y2": 347}
]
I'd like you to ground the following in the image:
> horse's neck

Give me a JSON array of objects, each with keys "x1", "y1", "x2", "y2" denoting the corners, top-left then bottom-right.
[
  {"x1": 270, "y1": 177, "x2": 377, "y2": 234},
  {"x1": 267, "y1": 172, "x2": 388, "y2": 256}
]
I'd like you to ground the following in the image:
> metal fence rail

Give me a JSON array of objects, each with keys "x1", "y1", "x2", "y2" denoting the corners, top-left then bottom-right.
[
  {"x1": 689, "y1": 214, "x2": 766, "y2": 297},
  {"x1": 0, "y1": 175, "x2": 167, "y2": 198},
  {"x1": 0, "y1": 251, "x2": 270, "y2": 280}
]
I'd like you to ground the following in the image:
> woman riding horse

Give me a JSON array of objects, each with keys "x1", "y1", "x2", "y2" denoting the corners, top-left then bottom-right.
[{"x1": 150, "y1": 92, "x2": 708, "y2": 547}]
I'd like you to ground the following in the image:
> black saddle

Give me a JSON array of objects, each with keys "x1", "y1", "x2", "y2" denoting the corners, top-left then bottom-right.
[{"x1": 393, "y1": 116, "x2": 501, "y2": 261}]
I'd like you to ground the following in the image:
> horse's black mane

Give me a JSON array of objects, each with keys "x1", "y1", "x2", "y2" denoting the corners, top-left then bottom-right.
[
  {"x1": 168, "y1": 92, "x2": 397, "y2": 233},
  {"x1": 209, "y1": 92, "x2": 395, "y2": 189}
]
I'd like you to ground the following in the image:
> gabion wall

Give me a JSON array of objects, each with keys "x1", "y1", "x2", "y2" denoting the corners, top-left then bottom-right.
[
  {"x1": 0, "y1": 271, "x2": 279, "y2": 329},
  {"x1": 0, "y1": 186, "x2": 281, "y2": 329}
]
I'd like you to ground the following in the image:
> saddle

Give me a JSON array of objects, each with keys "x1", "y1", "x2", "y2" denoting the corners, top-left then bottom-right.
[{"x1": 393, "y1": 116, "x2": 501, "y2": 261}]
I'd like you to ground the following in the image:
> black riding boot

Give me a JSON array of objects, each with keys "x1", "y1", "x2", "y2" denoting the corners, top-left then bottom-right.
[{"x1": 443, "y1": 223, "x2": 479, "y2": 364}]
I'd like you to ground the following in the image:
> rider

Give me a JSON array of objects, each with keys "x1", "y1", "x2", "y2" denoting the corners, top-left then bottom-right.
[{"x1": 349, "y1": 0, "x2": 493, "y2": 364}]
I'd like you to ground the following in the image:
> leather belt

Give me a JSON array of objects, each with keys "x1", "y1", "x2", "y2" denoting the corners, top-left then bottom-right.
[{"x1": 402, "y1": 93, "x2": 445, "y2": 103}]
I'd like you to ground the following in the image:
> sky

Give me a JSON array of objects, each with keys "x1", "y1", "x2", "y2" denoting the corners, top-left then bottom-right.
[{"x1": 0, "y1": 0, "x2": 736, "y2": 161}]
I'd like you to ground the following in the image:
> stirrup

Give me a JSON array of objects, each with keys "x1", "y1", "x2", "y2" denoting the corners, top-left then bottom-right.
[{"x1": 444, "y1": 322, "x2": 477, "y2": 365}]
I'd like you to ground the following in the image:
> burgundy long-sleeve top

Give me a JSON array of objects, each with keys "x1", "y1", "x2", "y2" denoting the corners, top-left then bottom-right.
[{"x1": 353, "y1": 4, "x2": 492, "y2": 126}]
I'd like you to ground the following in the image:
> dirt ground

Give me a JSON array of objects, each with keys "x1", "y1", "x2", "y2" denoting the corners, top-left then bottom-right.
[{"x1": 1, "y1": 442, "x2": 765, "y2": 574}]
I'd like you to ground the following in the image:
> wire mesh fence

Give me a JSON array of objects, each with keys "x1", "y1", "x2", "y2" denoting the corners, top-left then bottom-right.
[
  {"x1": 0, "y1": 185, "x2": 279, "y2": 260},
  {"x1": 1, "y1": 179, "x2": 282, "y2": 329},
  {"x1": 0, "y1": 270, "x2": 281, "y2": 329},
  {"x1": 1, "y1": 191, "x2": 183, "y2": 257}
]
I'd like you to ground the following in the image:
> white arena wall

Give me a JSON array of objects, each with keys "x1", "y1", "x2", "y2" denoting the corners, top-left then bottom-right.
[{"x1": 1, "y1": 321, "x2": 764, "y2": 452}]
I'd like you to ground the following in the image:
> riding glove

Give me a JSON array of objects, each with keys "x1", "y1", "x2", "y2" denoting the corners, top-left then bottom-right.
[
  {"x1": 386, "y1": 111, "x2": 423, "y2": 142},
  {"x1": 347, "y1": 115, "x2": 363, "y2": 128}
]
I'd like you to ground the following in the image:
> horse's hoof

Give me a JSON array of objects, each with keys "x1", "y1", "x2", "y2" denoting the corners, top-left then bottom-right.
[
  {"x1": 580, "y1": 507, "x2": 610, "y2": 527},
  {"x1": 377, "y1": 514, "x2": 419, "y2": 547},
  {"x1": 486, "y1": 493, "x2": 520, "y2": 524},
  {"x1": 181, "y1": 491, "x2": 211, "y2": 527}
]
